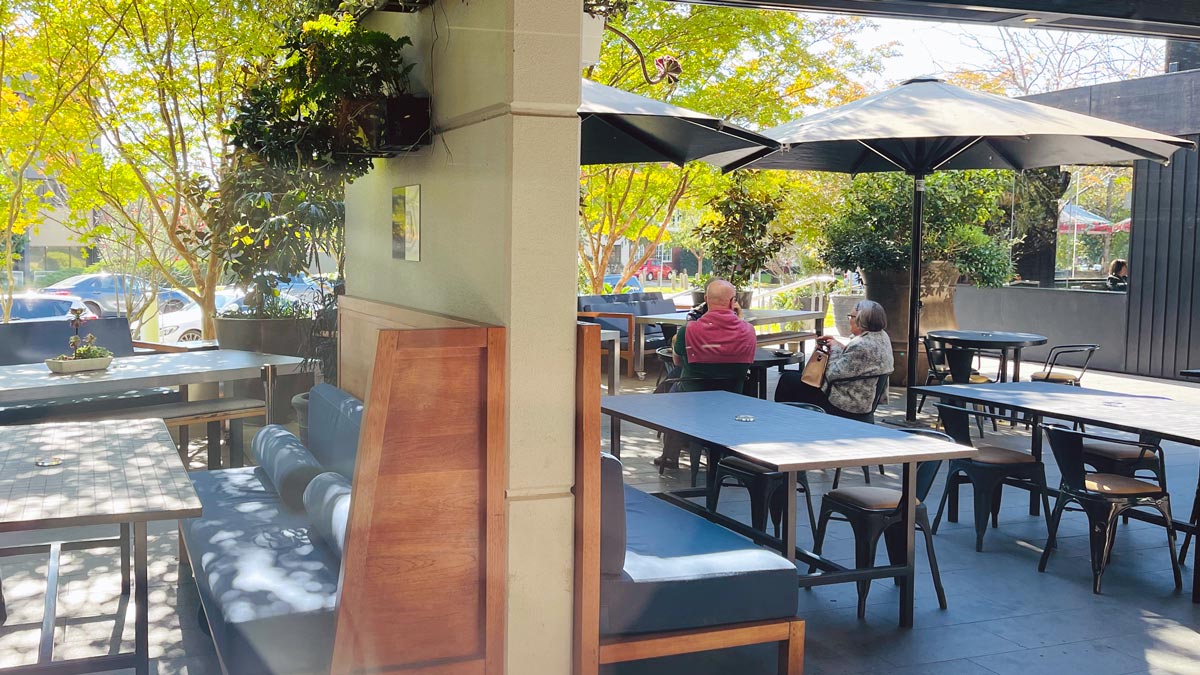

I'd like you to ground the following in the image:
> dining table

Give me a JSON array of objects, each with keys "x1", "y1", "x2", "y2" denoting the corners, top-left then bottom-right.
[
  {"x1": 601, "y1": 390, "x2": 976, "y2": 627},
  {"x1": 632, "y1": 308, "x2": 825, "y2": 377},
  {"x1": 912, "y1": 380, "x2": 1200, "y2": 602},
  {"x1": 0, "y1": 420, "x2": 202, "y2": 674},
  {"x1": 926, "y1": 330, "x2": 1048, "y2": 383},
  {"x1": 0, "y1": 349, "x2": 305, "y2": 424}
]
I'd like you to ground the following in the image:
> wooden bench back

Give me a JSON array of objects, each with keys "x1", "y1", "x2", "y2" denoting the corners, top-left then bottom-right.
[{"x1": 332, "y1": 298, "x2": 505, "y2": 674}]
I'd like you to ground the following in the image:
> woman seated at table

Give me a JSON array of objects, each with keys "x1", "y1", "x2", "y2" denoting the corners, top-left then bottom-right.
[
  {"x1": 1106, "y1": 258, "x2": 1129, "y2": 292},
  {"x1": 777, "y1": 299, "x2": 893, "y2": 418}
]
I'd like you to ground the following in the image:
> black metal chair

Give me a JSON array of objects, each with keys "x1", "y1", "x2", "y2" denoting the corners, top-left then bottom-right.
[
  {"x1": 828, "y1": 373, "x2": 892, "y2": 489},
  {"x1": 708, "y1": 402, "x2": 825, "y2": 540},
  {"x1": 944, "y1": 346, "x2": 995, "y2": 436},
  {"x1": 1030, "y1": 344, "x2": 1100, "y2": 386},
  {"x1": 932, "y1": 404, "x2": 1052, "y2": 552},
  {"x1": 655, "y1": 374, "x2": 751, "y2": 486},
  {"x1": 811, "y1": 428, "x2": 950, "y2": 618},
  {"x1": 1039, "y1": 424, "x2": 1182, "y2": 594}
]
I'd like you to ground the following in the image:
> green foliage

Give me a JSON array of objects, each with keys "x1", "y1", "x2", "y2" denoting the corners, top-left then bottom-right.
[
  {"x1": 695, "y1": 178, "x2": 791, "y2": 289},
  {"x1": 820, "y1": 171, "x2": 1013, "y2": 287},
  {"x1": 220, "y1": 292, "x2": 311, "y2": 319}
]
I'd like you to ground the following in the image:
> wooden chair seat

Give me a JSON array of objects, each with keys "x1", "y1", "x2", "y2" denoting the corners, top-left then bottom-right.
[
  {"x1": 973, "y1": 445, "x2": 1038, "y2": 465},
  {"x1": 1031, "y1": 371, "x2": 1078, "y2": 384},
  {"x1": 1084, "y1": 473, "x2": 1163, "y2": 497},
  {"x1": 826, "y1": 486, "x2": 901, "y2": 511}
]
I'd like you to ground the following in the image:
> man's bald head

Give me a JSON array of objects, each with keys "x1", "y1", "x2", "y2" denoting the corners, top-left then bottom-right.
[{"x1": 705, "y1": 279, "x2": 737, "y2": 309}]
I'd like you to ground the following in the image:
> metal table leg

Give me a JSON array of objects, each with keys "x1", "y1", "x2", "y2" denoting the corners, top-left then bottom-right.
[
  {"x1": 633, "y1": 323, "x2": 647, "y2": 378},
  {"x1": 898, "y1": 463, "x2": 917, "y2": 628},
  {"x1": 610, "y1": 418, "x2": 622, "y2": 458},
  {"x1": 1012, "y1": 348, "x2": 1024, "y2": 382},
  {"x1": 609, "y1": 339, "x2": 620, "y2": 395},
  {"x1": 261, "y1": 364, "x2": 278, "y2": 425},
  {"x1": 783, "y1": 471, "x2": 798, "y2": 563},
  {"x1": 135, "y1": 522, "x2": 149, "y2": 675}
]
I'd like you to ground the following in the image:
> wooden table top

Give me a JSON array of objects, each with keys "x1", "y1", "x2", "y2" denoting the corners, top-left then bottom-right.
[
  {"x1": 0, "y1": 349, "x2": 304, "y2": 404},
  {"x1": 0, "y1": 419, "x2": 202, "y2": 532},
  {"x1": 635, "y1": 309, "x2": 824, "y2": 326},
  {"x1": 601, "y1": 391, "x2": 975, "y2": 472},
  {"x1": 912, "y1": 381, "x2": 1200, "y2": 445}
]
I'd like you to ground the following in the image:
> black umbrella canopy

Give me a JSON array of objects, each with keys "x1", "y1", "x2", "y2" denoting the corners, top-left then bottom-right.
[
  {"x1": 731, "y1": 78, "x2": 1193, "y2": 420},
  {"x1": 580, "y1": 78, "x2": 778, "y2": 167},
  {"x1": 733, "y1": 77, "x2": 1192, "y2": 173}
]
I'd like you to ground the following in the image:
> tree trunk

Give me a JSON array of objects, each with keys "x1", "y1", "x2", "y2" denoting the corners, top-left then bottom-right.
[{"x1": 200, "y1": 292, "x2": 218, "y2": 340}]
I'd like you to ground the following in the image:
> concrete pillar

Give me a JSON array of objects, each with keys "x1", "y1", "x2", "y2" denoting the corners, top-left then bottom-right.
[{"x1": 345, "y1": 3, "x2": 580, "y2": 672}]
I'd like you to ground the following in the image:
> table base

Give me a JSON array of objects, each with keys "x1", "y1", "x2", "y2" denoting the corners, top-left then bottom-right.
[{"x1": 0, "y1": 524, "x2": 149, "y2": 675}]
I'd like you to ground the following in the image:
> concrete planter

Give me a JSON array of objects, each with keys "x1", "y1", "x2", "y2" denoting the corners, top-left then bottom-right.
[
  {"x1": 292, "y1": 392, "x2": 310, "y2": 446},
  {"x1": 215, "y1": 317, "x2": 315, "y2": 423},
  {"x1": 830, "y1": 293, "x2": 864, "y2": 336},
  {"x1": 862, "y1": 262, "x2": 960, "y2": 386},
  {"x1": 45, "y1": 356, "x2": 112, "y2": 374}
]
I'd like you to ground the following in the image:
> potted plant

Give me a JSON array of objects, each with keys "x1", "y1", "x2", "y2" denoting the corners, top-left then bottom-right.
[
  {"x1": 45, "y1": 308, "x2": 114, "y2": 373},
  {"x1": 695, "y1": 178, "x2": 791, "y2": 309},
  {"x1": 820, "y1": 171, "x2": 1012, "y2": 384}
]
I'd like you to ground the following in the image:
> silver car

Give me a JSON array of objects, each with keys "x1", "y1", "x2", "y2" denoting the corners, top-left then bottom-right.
[{"x1": 41, "y1": 273, "x2": 149, "y2": 318}]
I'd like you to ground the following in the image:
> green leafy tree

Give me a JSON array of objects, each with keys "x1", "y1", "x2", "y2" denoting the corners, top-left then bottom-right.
[
  {"x1": 695, "y1": 176, "x2": 789, "y2": 289},
  {"x1": 821, "y1": 171, "x2": 1014, "y2": 287},
  {"x1": 46, "y1": 0, "x2": 294, "y2": 337},
  {"x1": 579, "y1": 1, "x2": 893, "y2": 293}
]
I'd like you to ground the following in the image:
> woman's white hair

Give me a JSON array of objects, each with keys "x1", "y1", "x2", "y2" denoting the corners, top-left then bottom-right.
[{"x1": 853, "y1": 299, "x2": 887, "y2": 332}]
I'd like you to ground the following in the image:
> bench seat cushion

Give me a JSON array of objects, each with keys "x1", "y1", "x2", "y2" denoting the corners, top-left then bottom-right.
[
  {"x1": 183, "y1": 469, "x2": 338, "y2": 675},
  {"x1": 599, "y1": 486, "x2": 798, "y2": 636},
  {"x1": 0, "y1": 387, "x2": 180, "y2": 425}
]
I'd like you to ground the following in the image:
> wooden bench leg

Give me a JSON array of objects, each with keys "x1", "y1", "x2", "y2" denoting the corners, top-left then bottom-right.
[
  {"x1": 778, "y1": 619, "x2": 805, "y2": 675},
  {"x1": 230, "y1": 419, "x2": 245, "y2": 468},
  {"x1": 207, "y1": 421, "x2": 222, "y2": 470}
]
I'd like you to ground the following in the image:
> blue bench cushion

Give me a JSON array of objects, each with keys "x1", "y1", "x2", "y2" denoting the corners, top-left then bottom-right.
[
  {"x1": 183, "y1": 469, "x2": 338, "y2": 675},
  {"x1": 599, "y1": 486, "x2": 798, "y2": 637},
  {"x1": 252, "y1": 426, "x2": 324, "y2": 509},
  {"x1": 0, "y1": 387, "x2": 180, "y2": 425},
  {"x1": 306, "y1": 383, "x2": 364, "y2": 479},
  {"x1": 304, "y1": 472, "x2": 352, "y2": 558},
  {"x1": 600, "y1": 454, "x2": 626, "y2": 575}
]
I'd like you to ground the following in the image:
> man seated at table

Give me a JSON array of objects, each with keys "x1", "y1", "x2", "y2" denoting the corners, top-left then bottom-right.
[{"x1": 655, "y1": 279, "x2": 756, "y2": 468}]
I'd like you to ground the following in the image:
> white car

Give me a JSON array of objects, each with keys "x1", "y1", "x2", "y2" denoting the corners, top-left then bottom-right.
[{"x1": 157, "y1": 290, "x2": 243, "y2": 343}]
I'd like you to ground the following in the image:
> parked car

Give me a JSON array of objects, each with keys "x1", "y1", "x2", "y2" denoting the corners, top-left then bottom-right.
[
  {"x1": 42, "y1": 273, "x2": 149, "y2": 317},
  {"x1": 155, "y1": 288, "x2": 192, "y2": 314},
  {"x1": 637, "y1": 260, "x2": 672, "y2": 279},
  {"x1": 157, "y1": 289, "x2": 244, "y2": 343},
  {"x1": 5, "y1": 294, "x2": 97, "y2": 322},
  {"x1": 603, "y1": 274, "x2": 643, "y2": 292}
]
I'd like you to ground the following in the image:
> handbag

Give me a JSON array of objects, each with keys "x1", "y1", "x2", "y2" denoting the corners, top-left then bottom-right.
[{"x1": 801, "y1": 343, "x2": 830, "y2": 388}]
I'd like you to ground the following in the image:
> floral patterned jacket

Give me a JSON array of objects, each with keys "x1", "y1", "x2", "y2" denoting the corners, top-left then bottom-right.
[{"x1": 824, "y1": 330, "x2": 894, "y2": 414}]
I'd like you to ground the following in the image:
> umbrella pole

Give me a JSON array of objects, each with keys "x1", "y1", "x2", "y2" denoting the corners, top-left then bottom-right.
[{"x1": 905, "y1": 174, "x2": 925, "y2": 421}]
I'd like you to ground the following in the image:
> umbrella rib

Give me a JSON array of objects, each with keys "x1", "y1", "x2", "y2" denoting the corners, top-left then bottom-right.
[
  {"x1": 856, "y1": 140, "x2": 909, "y2": 172},
  {"x1": 978, "y1": 138, "x2": 1020, "y2": 171},
  {"x1": 928, "y1": 136, "x2": 986, "y2": 172},
  {"x1": 1086, "y1": 136, "x2": 1176, "y2": 164},
  {"x1": 722, "y1": 145, "x2": 781, "y2": 173},
  {"x1": 593, "y1": 114, "x2": 692, "y2": 167}
]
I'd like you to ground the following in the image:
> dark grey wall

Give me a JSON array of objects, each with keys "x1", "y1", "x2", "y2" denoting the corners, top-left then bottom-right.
[
  {"x1": 1023, "y1": 69, "x2": 1200, "y2": 136},
  {"x1": 954, "y1": 285, "x2": 1128, "y2": 372},
  {"x1": 1127, "y1": 140, "x2": 1200, "y2": 378}
]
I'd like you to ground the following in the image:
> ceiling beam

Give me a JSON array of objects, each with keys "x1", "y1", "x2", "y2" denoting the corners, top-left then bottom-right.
[{"x1": 670, "y1": 0, "x2": 1200, "y2": 41}]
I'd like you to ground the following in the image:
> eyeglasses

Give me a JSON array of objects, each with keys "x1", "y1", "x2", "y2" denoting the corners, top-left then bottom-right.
[{"x1": 847, "y1": 313, "x2": 858, "y2": 320}]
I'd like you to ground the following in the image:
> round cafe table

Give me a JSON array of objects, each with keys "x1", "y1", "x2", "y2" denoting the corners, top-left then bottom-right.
[{"x1": 926, "y1": 330, "x2": 1048, "y2": 383}]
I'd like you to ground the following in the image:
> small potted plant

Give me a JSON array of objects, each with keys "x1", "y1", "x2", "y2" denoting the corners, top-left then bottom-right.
[{"x1": 46, "y1": 308, "x2": 114, "y2": 373}]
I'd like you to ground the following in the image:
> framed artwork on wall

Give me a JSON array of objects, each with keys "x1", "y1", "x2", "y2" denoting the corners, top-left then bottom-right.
[{"x1": 392, "y1": 185, "x2": 421, "y2": 261}]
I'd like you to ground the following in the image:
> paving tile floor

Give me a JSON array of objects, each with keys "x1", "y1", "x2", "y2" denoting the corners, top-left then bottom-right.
[
  {"x1": 607, "y1": 355, "x2": 1200, "y2": 674},
  {"x1": 1, "y1": 356, "x2": 1199, "y2": 673}
]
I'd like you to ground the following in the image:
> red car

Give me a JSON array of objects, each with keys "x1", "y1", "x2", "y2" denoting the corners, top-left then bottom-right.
[{"x1": 637, "y1": 260, "x2": 672, "y2": 279}]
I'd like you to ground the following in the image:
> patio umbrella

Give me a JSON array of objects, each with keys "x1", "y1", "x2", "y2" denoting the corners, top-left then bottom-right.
[
  {"x1": 727, "y1": 77, "x2": 1193, "y2": 419},
  {"x1": 579, "y1": 78, "x2": 778, "y2": 167}
]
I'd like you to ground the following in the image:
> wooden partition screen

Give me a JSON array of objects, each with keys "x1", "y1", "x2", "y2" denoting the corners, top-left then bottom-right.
[
  {"x1": 574, "y1": 323, "x2": 602, "y2": 675},
  {"x1": 333, "y1": 297, "x2": 505, "y2": 674}
]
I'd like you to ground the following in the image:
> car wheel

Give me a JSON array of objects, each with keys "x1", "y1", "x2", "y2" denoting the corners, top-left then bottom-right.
[
  {"x1": 179, "y1": 330, "x2": 203, "y2": 342},
  {"x1": 84, "y1": 301, "x2": 102, "y2": 317}
]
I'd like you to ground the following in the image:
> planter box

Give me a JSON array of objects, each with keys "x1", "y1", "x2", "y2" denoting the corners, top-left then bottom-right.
[
  {"x1": 215, "y1": 317, "x2": 315, "y2": 422},
  {"x1": 45, "y1": 356, "x2": 112, "y2": 374}
]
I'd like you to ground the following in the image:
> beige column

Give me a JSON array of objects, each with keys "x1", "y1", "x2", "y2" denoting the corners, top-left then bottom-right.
[{"x1": 345, "y1": 2, "x2": 581, "y2": 672}]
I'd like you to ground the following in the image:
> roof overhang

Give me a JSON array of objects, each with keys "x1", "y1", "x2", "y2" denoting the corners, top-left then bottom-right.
[{"x1": 668, "y1": 0, "x2": 1200, "y2": 41}]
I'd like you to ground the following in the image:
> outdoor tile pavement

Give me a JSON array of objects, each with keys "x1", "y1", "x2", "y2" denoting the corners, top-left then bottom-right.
[
  {"x1": 607, "y1": 355, "x2": 1200, "y2": 674},
  {"x1": 2, "y1": 358, "x2": 1200, "y2": 673}
]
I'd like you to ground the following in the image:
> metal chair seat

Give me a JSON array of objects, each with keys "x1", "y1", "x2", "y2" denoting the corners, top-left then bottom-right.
[
  {"x1": 946, "y1": 374, "x2": 993, "y2": 385},
  {"x1": 1031, "y1": 371, "x2": 1078, "y2": 384}
]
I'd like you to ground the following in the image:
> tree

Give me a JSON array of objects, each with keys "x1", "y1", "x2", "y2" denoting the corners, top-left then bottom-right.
[
  {"x1": 0, "y1": 0, "x2": 123, "y2": 321},
  {"x1": 46, "y1": 0, "x2": 295, "y2": 338},
  {"x1": 579, "y1": 1, "x2": 893, "y2": 292},
  {"x1": 954, "y1": 27, "x2": 1165, "y2": 96}
]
